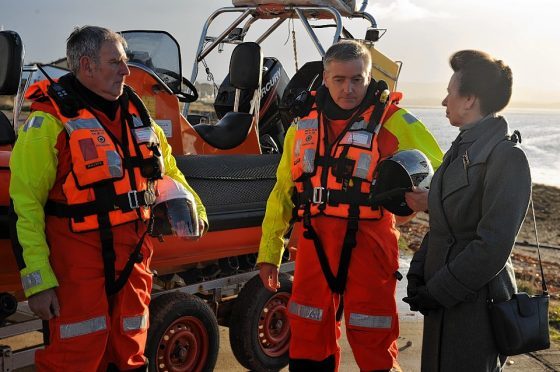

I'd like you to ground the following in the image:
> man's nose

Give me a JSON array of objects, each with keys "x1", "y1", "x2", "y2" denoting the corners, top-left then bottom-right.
[
  {"x1": 120, "y1": 61, "x2": 131, "y2": 76},
  {"x1": 442, "y1": 96, "x2": 447, "y2": 107},
  {"x1": 344, "y1": 80, "x2": 354, "y2": 93}
]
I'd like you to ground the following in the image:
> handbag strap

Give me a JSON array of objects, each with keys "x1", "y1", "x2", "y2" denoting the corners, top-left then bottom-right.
[{"x1": 529, "y1": 196, "x2": 548, "y2": 295}]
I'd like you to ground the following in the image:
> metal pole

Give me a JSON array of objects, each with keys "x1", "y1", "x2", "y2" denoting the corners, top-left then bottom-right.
[
  {"x1": 255, "y1": 18, "x2": 287, "y2": 44},
  {"x1": 184, "y1": 7, "x2": 253, "y2": 116}
]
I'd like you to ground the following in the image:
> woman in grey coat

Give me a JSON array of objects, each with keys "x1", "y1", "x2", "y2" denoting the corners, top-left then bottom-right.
[{"x1": 403, "y1": 50, "x2": 531, "y2": 371}]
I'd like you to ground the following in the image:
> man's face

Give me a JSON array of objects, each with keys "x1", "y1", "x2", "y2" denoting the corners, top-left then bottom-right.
[
  {"x1": 83, "y1": 40, "x2": 130, "y2": 101},
  {"x1": 323, "y1": 57, "x2": 370, "y2": 110}
]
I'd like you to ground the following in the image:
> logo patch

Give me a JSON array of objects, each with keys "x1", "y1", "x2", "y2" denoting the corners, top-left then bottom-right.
[
  {"x1": 97, "y1": 136, "x2": 106, "y2": 143},
  {"x1": 86, "y1": 161, "x2": 104, "y2": 169}
]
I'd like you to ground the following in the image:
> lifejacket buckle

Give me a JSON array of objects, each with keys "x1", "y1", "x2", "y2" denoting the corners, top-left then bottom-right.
[
  {"x1": 312, "y1": 187, "x2": 326, "y2": 204},
  {"x1": 127, "y1": 190, "x2": 140, "y2": 209}
]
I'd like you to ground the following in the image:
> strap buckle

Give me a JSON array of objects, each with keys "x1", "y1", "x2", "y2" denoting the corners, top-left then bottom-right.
[
  {"x1": 127, "y1": 190, "x2": 140, "y2": 209},
  {"x1": 312, "y1": 187, "x2": 327, "y2": 204}
]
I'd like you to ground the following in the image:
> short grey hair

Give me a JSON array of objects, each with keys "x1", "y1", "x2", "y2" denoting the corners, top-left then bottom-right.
[
  {"x1": 66, "y1": 26, "x2": 127, "y2": 74},
  {"x1": 323, "y1": 40, "x2": 371, "y2": 71}
]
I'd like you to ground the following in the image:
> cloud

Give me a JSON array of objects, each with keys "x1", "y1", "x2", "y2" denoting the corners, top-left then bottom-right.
[{"x1": 366, "y1": 0, "x2": 451, "y2": 22}]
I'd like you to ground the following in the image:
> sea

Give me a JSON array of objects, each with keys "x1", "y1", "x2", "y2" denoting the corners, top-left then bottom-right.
[{"x1": 409, "y1": 107, "x2": 560, "y2": 188}]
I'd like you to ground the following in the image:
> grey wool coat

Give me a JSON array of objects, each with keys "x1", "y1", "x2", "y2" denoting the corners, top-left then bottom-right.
[{"x1": 408, "y1": 116, "x2": 531, "y2": 372}]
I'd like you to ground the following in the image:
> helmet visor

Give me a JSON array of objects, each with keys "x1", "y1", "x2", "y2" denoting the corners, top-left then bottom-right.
[{"x1": 153, "y1": 197, "x2": 200, "y2": 238}]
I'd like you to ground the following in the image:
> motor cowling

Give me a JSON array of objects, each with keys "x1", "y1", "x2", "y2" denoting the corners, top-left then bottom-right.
[{"x1": 214, "y1": 57, "x2": 290, "y2": 137}]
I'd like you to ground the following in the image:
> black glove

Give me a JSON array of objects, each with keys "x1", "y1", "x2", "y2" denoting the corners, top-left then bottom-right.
[
  {"x1": 405, "y1": 275, "x2": 424, "y2": 311},
  {"x1": 403, "y1": 286, "x2": 441, "y2": 315}
]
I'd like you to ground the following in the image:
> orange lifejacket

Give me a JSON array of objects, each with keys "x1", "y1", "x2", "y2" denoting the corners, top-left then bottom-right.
[
  {"x1": 291, "y1": 103, "x2": 385, "y2": 220},
  {"x1": 27, "y1": 80, "x2": 161, "y2": 233}
]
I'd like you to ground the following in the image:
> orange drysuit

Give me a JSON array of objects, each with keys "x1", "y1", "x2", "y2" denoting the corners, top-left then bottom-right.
[
  {"x1": 258, "y1": 92, "x2": 443, "y2": 371},
  {"x1": 10, "y1": 75, "x2": 206, "y2": 371}
]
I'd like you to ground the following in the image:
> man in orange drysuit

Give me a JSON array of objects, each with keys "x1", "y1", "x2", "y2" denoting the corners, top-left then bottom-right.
[
  {"x1": 9, "y1": 26, "x2": 207, "y2": 371},
  {"x1": 257, "y1": 40, "x2": 443, "y2": 371}
]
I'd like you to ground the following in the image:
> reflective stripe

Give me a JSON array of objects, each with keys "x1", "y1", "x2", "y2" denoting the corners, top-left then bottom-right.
[
  {"x1": 132, "y1": 115, "x2": 144, "y2": 128},
  {"x1": 21, "y1": 271, "x2": 43, "y2": 290},
  {"x1": 340, "y1": 131, "x2": 372, "y2": 148},
  {"x1": 350, "y1": 119, "x2": 368, "y2": 130},
  {"x1": 133, "y1": 127, "x2": 157, "y2": 144},
  {"x1": 297, "y1": 118, "x2": 318, "y2": 130},
  {"x1": 402, "y1": 112, "x2": 418, "y2": 124},
  {"x1": 59, "y1": 316, "x2": 107, "y2": 339},
  {"x1": 353, "y1": 153, "x2": 371, "y2": 179},
  {"x1": 348, "y1": 312, "x2": 392, "y2": 329},
  {"x1": 65, "y1": 118, "x2": 103, "y2": 134},
  {"x1": 23, "y1": 116, "x2": 44, "y2": 132},
  {"x1": 107, "y1": 150, "x2": 123, "y2": 178},
  {"x1": 289, "y1": 301, "x2": 323, "y2": 321},
  {"x1": 303, "y1": 149, "x2": 316, "y2": 173},
  {"x1": 123, "y1": 313, "x2": 147, "y2": 332},
  {"x1": 294, "y1": 138, "x2": 302, "y2": 158}
]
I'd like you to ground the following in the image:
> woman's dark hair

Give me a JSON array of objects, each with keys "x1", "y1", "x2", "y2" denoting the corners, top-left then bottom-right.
[{"x1": 450, "y1": 50, "x2": 513, "y2": 115}]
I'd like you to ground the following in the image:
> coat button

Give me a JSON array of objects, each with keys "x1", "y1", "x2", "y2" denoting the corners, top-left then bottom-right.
[{"x1": 447, "y1": 237, "x2": 455, "y2": 245}]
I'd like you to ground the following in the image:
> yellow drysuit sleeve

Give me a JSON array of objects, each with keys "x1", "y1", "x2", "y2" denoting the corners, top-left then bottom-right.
[
  {"x1": 257, "y1": 125, "x2": 297, "y2": 267},
  {"x1": 10, "y1": 112, "x2": 62, "y2": 297}
]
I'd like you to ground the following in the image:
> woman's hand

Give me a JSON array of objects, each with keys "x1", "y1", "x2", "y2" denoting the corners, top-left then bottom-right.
[{"x1": 405, "y1": 186, "x2": 429, "y2": 213}]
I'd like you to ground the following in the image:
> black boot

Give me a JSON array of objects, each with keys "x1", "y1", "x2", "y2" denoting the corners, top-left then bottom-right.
[{"x1": 289, "y1": 354, "x2": 336, "y2": 372}]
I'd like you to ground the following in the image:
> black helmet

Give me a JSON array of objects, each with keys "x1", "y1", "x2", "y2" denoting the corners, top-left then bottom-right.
[
  {"x1": 151, "y1": 176, "x2": 200, "y2": 238},
  {"x1": 371, "y1": 149, "x2": 433, "y2": 216}
]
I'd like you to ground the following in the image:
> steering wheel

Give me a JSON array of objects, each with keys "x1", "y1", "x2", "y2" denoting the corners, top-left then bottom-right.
[{"x1": 155, "y1": 68, "x2": 199, "y2": 103}]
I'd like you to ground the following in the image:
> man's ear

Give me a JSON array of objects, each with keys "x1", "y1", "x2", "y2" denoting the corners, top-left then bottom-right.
[
  {"x1": 322, "y1": 70, "x2": 328, "y2": 88},
  {"x1": 79, "y1": 56, "x2": 94, "y2": 77}
]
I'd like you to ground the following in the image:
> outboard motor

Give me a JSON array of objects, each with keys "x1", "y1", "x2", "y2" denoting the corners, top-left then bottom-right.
[{"x1": 214, "y1": 57, "x2": 289, "y2": 152}]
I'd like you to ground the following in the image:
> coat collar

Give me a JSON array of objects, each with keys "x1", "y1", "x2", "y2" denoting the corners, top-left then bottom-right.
[
  {"x1": 429, "y1": 115, "x2": 510, "y2": 237},
  {"x1": 457, "y1": 115, "x2": 509, "y2": 166}
]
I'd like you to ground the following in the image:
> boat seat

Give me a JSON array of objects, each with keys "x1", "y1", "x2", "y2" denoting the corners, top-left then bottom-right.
[
  {"x1": 193, "y1": 42, "x2": 262, "y2": 150},
  {"x1": 175, "y1": 153, "x2": 280, "y2": 231},
  {"x1": 193, "y1": 112, "x2": 253, "y2": 150}
]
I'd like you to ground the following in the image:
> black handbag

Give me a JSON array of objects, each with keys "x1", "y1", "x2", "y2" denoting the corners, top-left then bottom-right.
[{"x1": 488, "y1": 199, "x2": 550, "y2": 356}]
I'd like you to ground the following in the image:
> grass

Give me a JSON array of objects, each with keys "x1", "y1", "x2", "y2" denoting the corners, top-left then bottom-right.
[
  {"x1": 549, "y1": 301, "x2": 560, "y2": 344},
  {"x1": 518, "y1": 278, "x2": 560, "y2": 345}
]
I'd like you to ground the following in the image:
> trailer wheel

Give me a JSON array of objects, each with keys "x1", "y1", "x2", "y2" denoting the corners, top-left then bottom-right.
[
  {"x1": 146, "y1": 292, "x2": 219, "y2": 372},
  {"x1": 229, "y1": 273, "x2": 292, "y2": 371}
]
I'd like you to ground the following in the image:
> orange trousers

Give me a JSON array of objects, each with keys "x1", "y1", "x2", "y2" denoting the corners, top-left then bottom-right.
[
  {"x1": 35, "y1": 218, "x2": 153, "y2": 371},
  {"x1": 287, "y1": 215, "x2": 400, "y2": 371}
]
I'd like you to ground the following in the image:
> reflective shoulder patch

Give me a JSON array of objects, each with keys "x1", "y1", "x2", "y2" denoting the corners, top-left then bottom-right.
[
  {"x1": 65, "y1": 118, "x2": 103, "y2": 134},
  {"x1": 402, "y1": 112, "x2": 418, "y2": 125},
  {"x1": 59, "y1": 316, "x2": 107, "y2": 339},
  {"x1": 297, "y1": 118, "x2": 318, "y2": 130},
  {"x1": 22, "y1": 116, "x2": 44, "y2": 132}
]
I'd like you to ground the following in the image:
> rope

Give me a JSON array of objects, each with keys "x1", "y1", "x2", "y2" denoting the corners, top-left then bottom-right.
[{"x1": 291, "y1": 19, "x2": 299, "y2": 71}]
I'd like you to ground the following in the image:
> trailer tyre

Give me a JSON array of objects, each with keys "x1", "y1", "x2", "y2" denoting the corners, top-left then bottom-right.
[
  {"x1": 229, "y1": 273, "x2": 292, "y2": 372},
  {"x1": 146, "y1": 292, "x2": 219, "y2": 372}
]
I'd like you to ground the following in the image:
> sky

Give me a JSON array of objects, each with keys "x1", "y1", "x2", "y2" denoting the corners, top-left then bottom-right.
[{"x1": 2, "y1": 0, "x2": 560, "y2": 107}]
